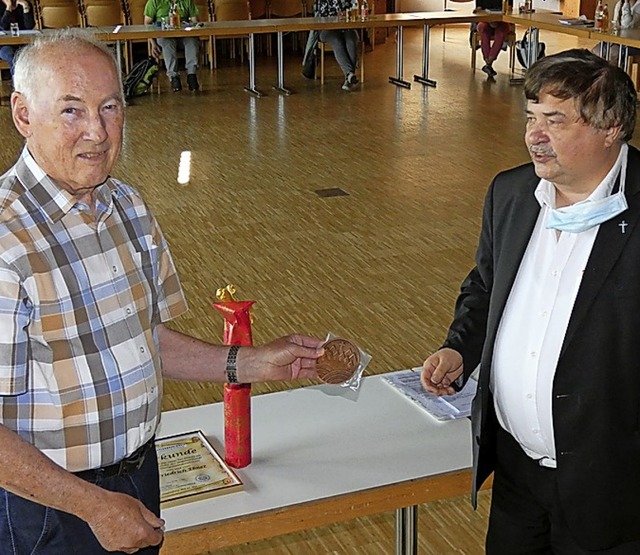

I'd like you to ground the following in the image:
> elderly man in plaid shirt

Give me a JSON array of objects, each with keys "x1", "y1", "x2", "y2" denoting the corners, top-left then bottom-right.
[{"x1": 0, "y1": 30, "x2": 324, "y2": 554}]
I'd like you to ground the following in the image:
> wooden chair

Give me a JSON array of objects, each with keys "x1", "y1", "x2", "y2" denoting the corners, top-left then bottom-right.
[
  {"x1": 248, "y1": 0, "x2": 266, "y2": 18},
  {"x1": 269, "y1": 0, "x2": 304, "y2": 17},
  {"x1": 82, "y1": 0, "x2": 128, "y2": 69},
  {"x1": 193, "y1": 0, "x2": 214, "y2": 69},
  {"x1": 82, "y1": 0, "x2": 125, "y2": 26},
  {"x1": 124, "y1": 0, "x2": 145, "y2": 23},
  {"x1": 36, "y1": 0, "x2": 83, "y2": 28},
  {"x1": 248, "y1": 0, "x2": 268, "y2": 54},
  {"x1": 211, "y1": 0, "x2": 250, "y2": 69},
  {"x1": 317, "y1": 33, "x2": 365, "y2": 85},
  {"x1": 441, "y1": 0, "x2": 474, "y2": 40},
  {"x1": 470, "y1": 22, "x2": 516, "y2": 74},
  {"x1": 268, "y1": 0, "x2": 305, "y2": 52}
]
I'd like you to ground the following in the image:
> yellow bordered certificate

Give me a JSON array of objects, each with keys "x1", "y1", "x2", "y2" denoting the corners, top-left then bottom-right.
[{"x1": 156, "y1": 430, "x2": 243, "y2": 508}]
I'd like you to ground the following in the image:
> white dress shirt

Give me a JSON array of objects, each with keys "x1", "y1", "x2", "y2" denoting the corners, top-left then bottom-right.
[{"x1": 490, "y1": 145, "x2": 627, "y2": 467}]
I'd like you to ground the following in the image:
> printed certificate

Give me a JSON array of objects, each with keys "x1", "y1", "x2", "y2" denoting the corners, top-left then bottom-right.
[{"x1": 156, "y1": 430, "x2": 243, "y2": 508}]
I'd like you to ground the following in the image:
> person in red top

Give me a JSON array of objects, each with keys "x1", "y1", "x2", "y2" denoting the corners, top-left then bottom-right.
[{"x1": 0, "y1": 0, "x2": 35, "y2": 75}]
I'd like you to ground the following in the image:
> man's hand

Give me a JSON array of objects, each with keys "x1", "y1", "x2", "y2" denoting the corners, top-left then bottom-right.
[
  {"x1": 240, "y1": 335, "x2": 324, "y2": 382},
  {"x1": 149, "y1": 39, "x2": 162, "y2": 59},
  {"x1": 421, "y1": 348, "x2": 464, "y2": 396},
  {"x1": 16, "y1": 0, "x2": 30, "y2": 10},
  {"x1": 86, "y1": 490, "x2": 164, "y2": 554},
  {"x1": 2, "y1": 0, "x2": 14, "y2": 10}
]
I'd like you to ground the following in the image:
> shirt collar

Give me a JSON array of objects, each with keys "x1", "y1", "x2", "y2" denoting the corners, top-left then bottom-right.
[
  {"x1": 534, "y1": 143, "x2": 627, "y2": 209},
  {"x1": 15, "y1": 146, "x2": 114, "y2": 223}
]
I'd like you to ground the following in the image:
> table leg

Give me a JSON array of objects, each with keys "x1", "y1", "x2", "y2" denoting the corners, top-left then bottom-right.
[
  {"x1": 395, "y1": 505, "x2": 418, "y2": 555},
  {"x1": 244, "y1": 33, "x2": 265, "y2": 97},
  {"x1": 389, "y1": 26, "x2": 411, "y2": 89},
  {"x1": 273, "y1": 31, "x2": 292, "y2": 95},
  {"x1": 414, "y1": 24, "x2": 436, "y2": 88}
]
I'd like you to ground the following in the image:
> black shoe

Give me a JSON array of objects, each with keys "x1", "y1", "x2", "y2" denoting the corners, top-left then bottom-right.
[
  {"x1": 171, "y1": 76, "x2": 182, "y2": 92},
  {"x1": 482, "y1": 64, "x2": 497, "y2": 77},
  {"x1": 187, "y1": 74, "x2": 199, "y2": 91}
]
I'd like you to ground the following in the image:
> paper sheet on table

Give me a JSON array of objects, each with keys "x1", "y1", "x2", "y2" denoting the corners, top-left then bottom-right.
[{"x1": 383, "y1": 368, "x2": 477, "y2": 421}]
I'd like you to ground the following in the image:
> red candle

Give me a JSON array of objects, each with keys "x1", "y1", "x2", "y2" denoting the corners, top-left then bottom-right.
[
  {"x1": 223, "y1": 383, "x2": 252, "y2": 468},
  {"x1": 212, "y1": 300, "x2": 255, "y2": 468}
]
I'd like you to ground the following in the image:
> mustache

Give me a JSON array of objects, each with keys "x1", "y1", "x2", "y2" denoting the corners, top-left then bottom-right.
[{"x1": 529, "y1": 144, "x2": 556, "y2": 157}]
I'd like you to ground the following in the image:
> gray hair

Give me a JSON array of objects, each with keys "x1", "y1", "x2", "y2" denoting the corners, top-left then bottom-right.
[
  {"x1": 13, "y1": 29, "x2": 124, "y2": 104},
  {"x1": 524, "y1": 48, "x2": 637, "y2": 142}
]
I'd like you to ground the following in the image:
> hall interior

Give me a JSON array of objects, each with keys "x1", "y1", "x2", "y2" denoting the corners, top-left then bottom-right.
[{"x1": 0, "y1": 24, "x2": 624, "y2": 554}]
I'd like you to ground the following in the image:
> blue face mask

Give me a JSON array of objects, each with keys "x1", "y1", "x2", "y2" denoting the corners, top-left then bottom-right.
[
  {"x1": 545, "y1": 191, "x2": 628, "y2": 233},
  {"x1": 546, "y1": 145, "x2": 628, "y2": 234}
]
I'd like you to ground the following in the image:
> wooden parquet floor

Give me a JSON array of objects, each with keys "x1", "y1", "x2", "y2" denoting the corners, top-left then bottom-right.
[{"x1": 0, "y1": 25, "x2": 623, "y2": 554}]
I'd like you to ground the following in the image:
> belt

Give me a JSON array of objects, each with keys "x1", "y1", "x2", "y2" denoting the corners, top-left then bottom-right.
[{"x1": 74, "y1": 439, "x2": 154, "y2": 482}]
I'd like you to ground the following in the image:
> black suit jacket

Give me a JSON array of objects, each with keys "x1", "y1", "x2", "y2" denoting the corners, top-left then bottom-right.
[{"x1": 443, "y1": 145, "x2": 640, "y2": 550}]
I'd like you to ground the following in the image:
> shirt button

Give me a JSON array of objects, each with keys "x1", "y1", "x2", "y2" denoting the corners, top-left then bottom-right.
[
  {"x1": 541, "y1": 311, "x2": 548, "y2": 317},
  {"x1": 527, "y1": 393, "x2": 533, "y2": 399},
  {"x1": 530, "y1": 351, "x2": 537, "y2": 358},
  {"x1": 551, "y1": 270, "x2": 559, "y2": 277},
  {"x1": 112, "y1": 266, "x2": 118, "y2": 273},
  {"x1": 139, "y1": 346, "x2": 145, "y2": 353},
  {"x1": 126, "y1": 308, "x2": 132, "y2": 315},
  {"x1": 533, "y1": 429, "x2": 539, "y2": 434}
]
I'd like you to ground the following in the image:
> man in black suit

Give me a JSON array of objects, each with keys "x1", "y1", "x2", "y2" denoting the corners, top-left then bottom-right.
[{"x1": 421, "y1": 49, "x2": 640, "y2": 554}]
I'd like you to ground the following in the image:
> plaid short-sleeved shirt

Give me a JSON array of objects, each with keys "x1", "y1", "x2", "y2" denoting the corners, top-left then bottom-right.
[{"x1": 0, "y1": 148, "x2": 188, "y2": 472}]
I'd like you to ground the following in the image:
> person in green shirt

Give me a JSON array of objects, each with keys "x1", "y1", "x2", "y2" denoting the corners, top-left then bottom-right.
[{"x1": 144, "y1": 0, "x2": 200, "y2": 92}]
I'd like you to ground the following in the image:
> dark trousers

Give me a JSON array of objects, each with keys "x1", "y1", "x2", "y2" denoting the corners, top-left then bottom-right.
[
  {"x1": 0, "y1": 444, "x2": 161, "y2": 555},
  {"x1": 487, "y1": 427, "x2": 640, "y2": 555}
]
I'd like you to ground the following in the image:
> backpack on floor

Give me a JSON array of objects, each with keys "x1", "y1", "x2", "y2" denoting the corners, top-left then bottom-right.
[
  {"x1": 515, "y1": 30, "x2": 546, "y2": 70},
  {"x1": 123, "y1": 57, "x2": 159, "y2": 100}
]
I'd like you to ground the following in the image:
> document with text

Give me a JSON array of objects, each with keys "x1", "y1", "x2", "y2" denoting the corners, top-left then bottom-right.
[{"x1": 383, "y1": 368, "x2": 477, "y2": 421}]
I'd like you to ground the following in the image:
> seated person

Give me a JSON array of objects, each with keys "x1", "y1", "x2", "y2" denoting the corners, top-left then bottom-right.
[
  {"x1": 476, "y1": 21, "x2": 512, "y2": 77},
  {"x1": 594, "y1": 0, "x2": 640, "y2": 63},
  {"x1": 473, "y1": 0, "x2": 512, "y2": 77},
  {"x1": 0, "y1": 0, "x2": 35, "y2": 75},
  {"x1": 314, "y1": 0, "x2": 360, "y2": 91},
  {"x1": 144, "y1": 0, "x2": 200, "y2": 92}
]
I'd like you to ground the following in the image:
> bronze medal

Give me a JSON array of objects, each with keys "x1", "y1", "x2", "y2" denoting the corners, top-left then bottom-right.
[{"x1": 316, "y1": 338, "x2": 361, "y2": 384}]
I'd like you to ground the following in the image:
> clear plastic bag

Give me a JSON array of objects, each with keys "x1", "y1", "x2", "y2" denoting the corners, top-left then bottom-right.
[{"x1": 316, "y1": 332, "x2": 372, "y2": 392}]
